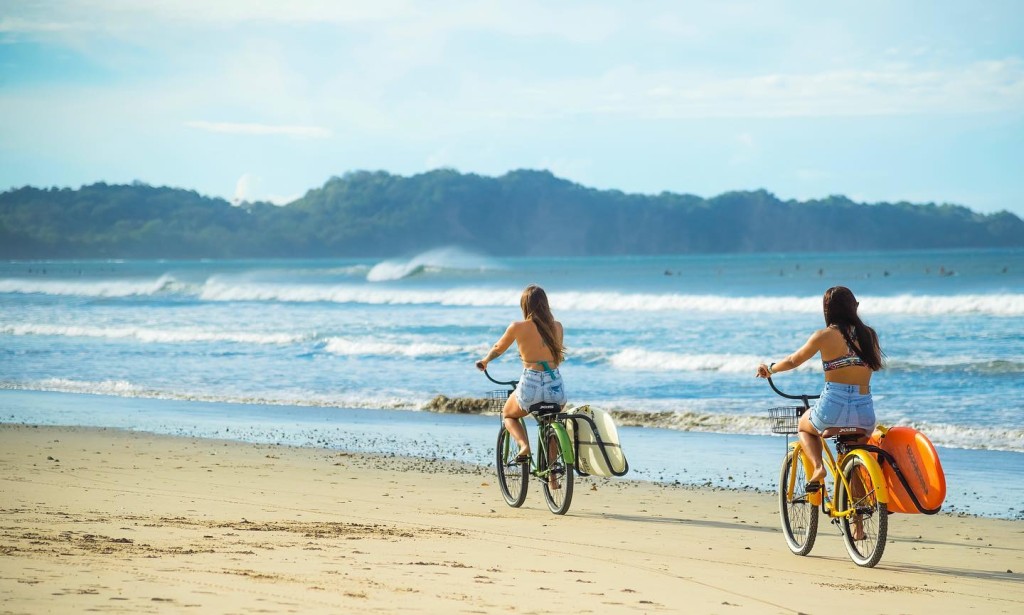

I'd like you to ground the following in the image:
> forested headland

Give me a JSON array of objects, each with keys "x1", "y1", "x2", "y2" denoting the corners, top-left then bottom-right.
[{"x1": 1, "y1": 169, "x2": 1021, "y2": 258}]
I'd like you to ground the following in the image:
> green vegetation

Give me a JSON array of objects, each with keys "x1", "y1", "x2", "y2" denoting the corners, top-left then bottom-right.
[{"x1": 2, "y1": 170, "x2": 1021, "y2": 258}]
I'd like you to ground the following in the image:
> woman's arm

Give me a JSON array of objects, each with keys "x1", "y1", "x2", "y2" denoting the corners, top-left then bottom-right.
[
  {"x1": 756, "y1": 330, "x2": 824, "y2": 378},
  {"x1": 475, "y1": 323, "x2": 517, "y2": 371}
]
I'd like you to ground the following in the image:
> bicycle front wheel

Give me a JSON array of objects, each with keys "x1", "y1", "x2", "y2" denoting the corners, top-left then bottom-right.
[
  {"x1": 540, "y1": 426, "x2": 573, "y2": 515},
  {"x1": 835, "y1": 455, "x2": 888, "y2": 567},
  {"x1": 496, "y1": 425, "x2": 528, "y2": 508},
  {"x1": 778, "y1": 448, "x2": 818, "y2": 556}
]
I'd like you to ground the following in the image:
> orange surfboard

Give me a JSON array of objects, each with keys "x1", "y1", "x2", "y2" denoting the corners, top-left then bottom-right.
[{"x1": 868, "y1": 426, "x2": 946, "y2": 514}]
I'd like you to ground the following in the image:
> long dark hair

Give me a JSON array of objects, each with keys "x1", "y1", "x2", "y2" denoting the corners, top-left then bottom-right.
[
  {"x1": 520, "y1": 285, "x2": 564, "y2": 364},
  {"x1": 823, "y1": 286, "x2": 884, "y2": 370}
]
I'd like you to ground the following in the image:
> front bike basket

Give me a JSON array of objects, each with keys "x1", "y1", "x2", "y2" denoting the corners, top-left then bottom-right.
[
  {"x1": 488, "y1": 389, "x2": 511, "y2": 413},
  {"x1": 768, "y1": 406, "x2": 804, "y2": 434}
]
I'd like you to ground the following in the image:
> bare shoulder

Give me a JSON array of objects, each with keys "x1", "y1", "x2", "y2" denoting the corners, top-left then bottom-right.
[
  {"x1": 808, "y1": 326, "x2": 837, "y2": 344},
  {"x1": 509, "y1": 320, "x2": 534, "y2": 334}
]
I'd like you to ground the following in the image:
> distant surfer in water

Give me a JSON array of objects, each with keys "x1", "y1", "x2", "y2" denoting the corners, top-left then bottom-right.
[
  {"x1": 755, "y1": 286, "x2": 884, "y2": 537},
  {"x1": 476, "y1": 285, "x2": 566, "y2": 462}
]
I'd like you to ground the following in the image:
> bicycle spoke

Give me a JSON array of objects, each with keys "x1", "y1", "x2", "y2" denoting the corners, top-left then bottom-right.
[{"x1": 779, "y1": 448, "x2": 818, "y2": 556}]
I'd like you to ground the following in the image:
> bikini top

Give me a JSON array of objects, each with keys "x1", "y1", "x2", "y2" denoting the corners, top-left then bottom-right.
[
  {"x1": 821, "y1": 328, "x2": 866, "y2": 372},
  {"x1": 521, "y1": 355, "x2": 559, "y2": 376}
]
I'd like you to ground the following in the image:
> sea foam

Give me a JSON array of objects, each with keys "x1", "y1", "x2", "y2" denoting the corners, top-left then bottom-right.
[
  {"x1": 3, "y1": 274, "x2": 1022, "y2": 316},
  {"x1": 5, "y1": 378, "x2": 1019, "y2": 452},
  {"x1": 2, "y1": 324, "x2": 307, "y2": 345}
]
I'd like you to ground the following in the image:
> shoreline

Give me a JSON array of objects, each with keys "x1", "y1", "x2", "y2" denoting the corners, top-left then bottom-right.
[
  {"x1": 2, "y1": 423, "x2": 1022, "y2": 614},
  {"x1": 2, "y1": 388, "x2": 1023, "y2": 520},
  {"x1": 4, "y1": 383, "x2": 1023, "y2": 454}
]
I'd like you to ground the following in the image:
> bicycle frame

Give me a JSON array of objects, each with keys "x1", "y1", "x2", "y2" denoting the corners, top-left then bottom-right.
[
  {"x1": 784, "y1": 438, "x2": 889, "y2": 515},
  {"x1": 767, "y1": 372, "x2": 889, "y2": 514},
  {"x1": 518, "y1": 414, "x2": 576, "y2": 473},
  {"x1": 769, "y1": 372, "x2": 893, "y2": 567},
  {"x1": 484, "y1": 368, "x2": 575, "y2": 475}
]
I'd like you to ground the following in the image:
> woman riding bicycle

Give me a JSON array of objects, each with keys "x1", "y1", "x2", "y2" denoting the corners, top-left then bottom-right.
[
  {"x1": 475, "y1": 284, "x2": 566, "y2": 461},
  {"x1": 756, "y1": 286, "x2": 884, "y2": 494}
]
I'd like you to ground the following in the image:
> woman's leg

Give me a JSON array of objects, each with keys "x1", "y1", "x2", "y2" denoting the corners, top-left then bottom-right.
[
  {"x1": 502, "y1": 395, "x2": 529, "y2": 455},
  {"x1": 797, "y1": 413, "x2": 826, "y2": 484}
]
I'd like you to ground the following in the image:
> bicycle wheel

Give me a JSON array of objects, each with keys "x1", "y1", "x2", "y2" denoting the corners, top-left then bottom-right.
[
  {"x1": 835, "y1": 455, "x2": 888, "y2": 567},
  {"x1": 540, "y1": 425, "x2": 573, "y2": 515},
  {"x1": 495, "y1": 425, "x2": 528, "y2": 508},
  {"x1": 778, "y1": 448, "x2": 818, "y2": 556}
]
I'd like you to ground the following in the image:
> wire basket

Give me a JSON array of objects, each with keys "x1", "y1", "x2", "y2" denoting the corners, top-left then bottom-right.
[
  {"x1": 488, "y1": 389, "x2": 511, "y2": 413},
  {"x1": 768, "y1": 406, "x2": 805, "y2": 434}
]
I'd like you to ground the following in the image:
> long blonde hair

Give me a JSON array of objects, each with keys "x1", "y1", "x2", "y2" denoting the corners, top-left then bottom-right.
[{"x1": 520, "y1": 285, "x2": 564, "y2": 364}]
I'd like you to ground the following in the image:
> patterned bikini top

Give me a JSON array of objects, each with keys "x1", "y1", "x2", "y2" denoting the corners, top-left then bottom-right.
[{"x1": 822, "y1": 328, "x2": 867, "y2": 372}]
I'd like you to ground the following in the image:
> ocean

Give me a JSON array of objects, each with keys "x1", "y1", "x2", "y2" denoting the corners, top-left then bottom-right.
[{"x1": 2, "y1": 248, "x2": 1022, "y2": 517}]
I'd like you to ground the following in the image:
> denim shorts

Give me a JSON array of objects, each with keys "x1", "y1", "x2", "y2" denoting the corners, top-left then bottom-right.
[
  {"x1": 809, "y1": 382, "x2": 876, "y2": 433},
  {"x1": 515, "y1": 368, "x2": 567, "y2": 411}
]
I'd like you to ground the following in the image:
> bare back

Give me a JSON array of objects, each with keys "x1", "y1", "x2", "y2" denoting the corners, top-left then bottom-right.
[
  {"x1": 818, "y1": 326, "x2": 872, "y2": 387},
  {"x1": 513, "y1": 319, "x2": 563, "y2": 368}
]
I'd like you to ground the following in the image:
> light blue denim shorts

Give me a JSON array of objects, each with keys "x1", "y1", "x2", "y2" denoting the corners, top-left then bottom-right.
[
  {"x1": 515, "y1": 368, "x2": 567, "y2": 411},
  {"x1": 809, "y1": 382, "x2": 876, "y2": 433}
]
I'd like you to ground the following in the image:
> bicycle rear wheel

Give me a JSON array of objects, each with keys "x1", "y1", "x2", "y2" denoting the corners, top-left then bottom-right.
[
  {"x1": 496, "y1": 425, "x2": 528, "y2": 507},
  {"x1": 778, "y1": 448, "x2": 818, "y2": 556},
  {"x1": 540, "y1": 425, "x2": 573, "y2": 515},
  {"x1": 836, "y1": 455, "x2": 888, "y2": 567}
]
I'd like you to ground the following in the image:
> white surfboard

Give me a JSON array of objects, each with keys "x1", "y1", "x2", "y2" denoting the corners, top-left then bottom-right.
[{"x1": 564, "y1": 404, "x2": 627, "y2": 477}]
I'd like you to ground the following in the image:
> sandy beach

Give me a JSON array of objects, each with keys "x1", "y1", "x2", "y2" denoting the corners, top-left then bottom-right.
[{"x1": 1, "y1": 424, "x2": 1022, "y2": 614}]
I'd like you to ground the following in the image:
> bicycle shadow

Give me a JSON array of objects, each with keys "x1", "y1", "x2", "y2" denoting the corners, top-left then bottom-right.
[
  {"x1": 575, "y1": 510, "x2": 780, "y2": 535},
  {"x1": 837, "y1": 558, "x2": 1020, "y2": 583}
]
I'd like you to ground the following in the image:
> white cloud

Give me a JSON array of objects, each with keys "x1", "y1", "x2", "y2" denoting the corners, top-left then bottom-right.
[
  {"x1": 185, "y1": 121, "x2": 331, "y2": 139},
  {"x1": 1, "y1": 0, "x2": 618, "y2": 42},
  {"x1": 441, "y1": 58, "x2": 1024, "y2": 122}
]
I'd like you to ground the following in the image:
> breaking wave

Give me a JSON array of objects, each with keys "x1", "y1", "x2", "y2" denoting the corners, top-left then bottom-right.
[
  {"x1": 323, "y1": 337, "x2": 480, "y2": 358},
  {"x1": 1, "y1": 378, "x2": 430, "y2": 411},
  {"x1": 0, "y1": 274, "x2": 188, "y2": 298},
  {"x1": 3, "y1": 274, "x2": 1020, "y2": 317},
  {"x1": 3, "y1": 323, "x2": 1020, "y2": 374},
  {"x1": 1, "y1": 324, "x2": 309, "y2": 345},
  {"x1": 366, "y1": 247, "x2": 500, "y2": 282}
]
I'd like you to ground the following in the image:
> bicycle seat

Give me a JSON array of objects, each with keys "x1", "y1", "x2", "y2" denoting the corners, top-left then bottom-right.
[
  {"x1": 529, "y1": 402, "x2": 561, "y2": 416},
  {"x1": 823, "y1": 426, "x2": 869, "y2": 442}
]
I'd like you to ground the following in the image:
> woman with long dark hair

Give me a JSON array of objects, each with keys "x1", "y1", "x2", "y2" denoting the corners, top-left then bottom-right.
[
  {"x1": 756, "y1": 286, "x2": 884, "y2": 495},
  {"x1": 476, "y1": 285, "x2": 566, "y2": 459}
]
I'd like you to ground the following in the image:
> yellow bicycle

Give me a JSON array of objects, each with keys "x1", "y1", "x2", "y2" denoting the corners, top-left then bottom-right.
[{"x1": 767, "y1": 376, "x2": 890, "y2": 567}]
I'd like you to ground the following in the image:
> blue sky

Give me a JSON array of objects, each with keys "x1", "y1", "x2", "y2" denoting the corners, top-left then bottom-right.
[{"x1": 1, "y1": 1, "x2": 1022, "y2": 215}]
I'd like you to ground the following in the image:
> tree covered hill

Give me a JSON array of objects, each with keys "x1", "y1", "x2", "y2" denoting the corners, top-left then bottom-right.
[{"x1": 1, "y1": 170, "x2": 1021, "y2": 258}]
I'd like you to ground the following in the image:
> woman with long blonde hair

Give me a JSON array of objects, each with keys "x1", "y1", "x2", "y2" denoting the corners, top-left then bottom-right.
[{"x1": 476, "y1": 285, "x2": 566, "y2": 459}]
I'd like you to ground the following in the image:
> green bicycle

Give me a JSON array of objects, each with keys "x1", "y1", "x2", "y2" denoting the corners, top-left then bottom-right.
[{"x1": 484, "y1": 369, "x2": 575, "y2": 515}]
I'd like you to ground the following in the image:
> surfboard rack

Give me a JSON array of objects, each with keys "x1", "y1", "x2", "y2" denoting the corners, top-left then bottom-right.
[
  {"x1": 562, "y1": 412, "x2": 629, "y2": 478},
  {"x1": 845, "y1": 442, "x2": 943, "y2": 515}
]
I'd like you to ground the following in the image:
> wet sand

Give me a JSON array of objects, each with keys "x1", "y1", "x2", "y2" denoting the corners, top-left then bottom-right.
[{"x1": 1, "y1": 424, "x2": 1022, "y2": 614}]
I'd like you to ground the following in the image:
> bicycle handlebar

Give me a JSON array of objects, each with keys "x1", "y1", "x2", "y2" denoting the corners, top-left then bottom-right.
[
  {"x1": 482, "y1": 367, "x2": 517, "y2": 387},
  {"x1": 766, "y1": 363, "x2": 820, "y2": 404}
]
